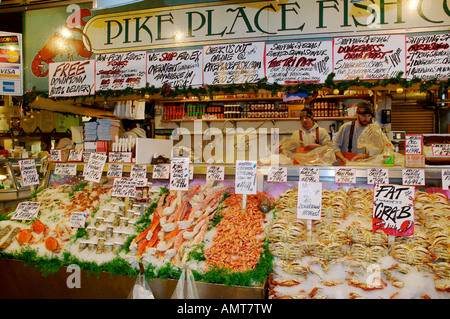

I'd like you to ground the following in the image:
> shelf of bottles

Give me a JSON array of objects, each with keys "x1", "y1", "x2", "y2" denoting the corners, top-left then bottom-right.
[{"x1": 311, "y1": 100, "x2": 345, "y2": 118}]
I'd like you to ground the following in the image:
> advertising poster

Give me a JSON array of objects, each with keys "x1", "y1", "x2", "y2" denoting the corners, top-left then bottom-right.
[
  {"x1": 48, "y1": 60, "x2": 95, "y2": 97},
  {"x1": 147, "y1": 49, "x2": 203, "y2": 87},
  {"x1": 0, "y1": 32, "x2": 23, "y2": 95},
  {"x1": 95, "y1": 51, "x2": 146, "y2": 91},
  {"x1": 203, "y1": 42, "x2": 265, "y2": 85},
  {"x1": 266, "y1": 41, "x2": 332, "y2": 84},
  {"x1": 333, "y1": 34, "x2": 406, "y2": 80}
]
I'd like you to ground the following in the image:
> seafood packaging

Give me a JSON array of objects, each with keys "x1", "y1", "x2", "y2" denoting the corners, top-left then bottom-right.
[{"x1": 268, "y1": 187, "x2": 450, "y2": 299}]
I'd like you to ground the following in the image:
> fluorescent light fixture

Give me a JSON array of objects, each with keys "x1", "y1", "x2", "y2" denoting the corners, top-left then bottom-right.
[
  {"x1": 92, "y1": 0, "x2": 145, "y2": 10},
  {"x1": 350, "y1": 0, "x2": 367, "y2": 3}
]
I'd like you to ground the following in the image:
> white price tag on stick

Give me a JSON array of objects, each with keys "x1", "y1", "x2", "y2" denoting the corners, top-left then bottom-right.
[{"x1": 235, "y1": 160, "x2": 257, "y2": 195}]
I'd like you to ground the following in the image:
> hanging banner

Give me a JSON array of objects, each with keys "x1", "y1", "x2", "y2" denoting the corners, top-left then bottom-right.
[
  {"x1": 147, "y1": 49, "x2": 203, "y2": 87},
  {"x1": 373, "y1": 184, "x2": 415, "y2": 237},
  {"x1": 203, "y1": 42, "x2": 265, "y2": 85},
  {"x1": 406, "y1": 34, "x2": 450, "y2": 80},
  {"x1": 266, "y1": 41, "x2": 332, "y2": 84},
  {"x1": 333, "y1": 34, "x2": 406, "y2": 80},
  {"x1": 48, "y1": 60, "x2": 95, "y2": 97},
  {"x1": 95, "y1": 51, "x2": 146, "y2": 91}
]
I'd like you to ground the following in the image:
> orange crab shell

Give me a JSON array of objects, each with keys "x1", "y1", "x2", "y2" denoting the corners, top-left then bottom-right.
[
  {"x1": 31, "y1": 220, "x2": 46, "y2": 234},
  {"x1": 16, "y1": 229, "x2": 33, "y2": 246},
  {"x1": 45, "y1": 237, "x2": 59, "y2": 252}
]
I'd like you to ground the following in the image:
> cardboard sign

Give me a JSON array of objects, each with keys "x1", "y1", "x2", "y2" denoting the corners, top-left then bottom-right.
[
  {"x1": 405, "y1": 134, "x2": 423, "y2": 155},
  {"x1": 266, "y1": 41, "x2": 332, "y2": 84},
  {"x1": 18, "y1": 159, "x2": 39, "y2": 187},
  {"x1": 169, "y1": 157, "x2": 190, "y2": 191},
  {"x1": 297, "y1": 181, "x2": 322, "y2": 220},
  {"x1": 48, "y1": 60, "x2": 95, "y2": 97},
  {"x1": 50, "y1": 149, "x2": 63, "y2": 162},
  {"x1": 95, "y1": 51, "x2": 147, "y2": 91},
  {"x1": 402, "y1": 168, "x2": 425, "y2": 186},
  {"x1": 333, "y1": 34, "x2": 406, "y2": 80},
  {"x1": 11, "y1": 202, "x2": 41, "y2": 221},
  {"x1": 442, "y1": 169, "x2": 450, "y2": 190},
  {"x1": 206, "y1": 166, "x2": 225, "y2": 181},
  {"x1": 68, "y1": 149, "x2": 83, "y2": 162},
  {"x1": 373, "y1": 184, "x2": 415, "y2": 237},
  {"x1": 335, "y1": 168, "x2": 356, "y2": 184},
  {"x1": 267, "y1": 166, "x2": 287, "y2": 182},
  {"x1": 147, "y1": 49, "x2": 203, "y2": 87},
  {"x1": 84, "y1": 153, "x2": 107, "y2": 183},
  {"x1": 70, "y1": 212, "x2": 87, "y2": 229},
  {"x1": 107, "y1": 164, "x2": 123, "y2": 178},
  {"x1": 367, "y1": 168, "x2": 389, "y2": 185},
  {"x1": 406, "y1": 34, "x2": 450, "y2": 80},
  {"x1": 109, "y1": 152, "x2": 132, "y2": 163},
  {"x1": 152, "y1": 164, "x2": 170, "y2": 179},
  {"x1": 431, "y1": 144, "x2": 450, "y2": 156},
  {"x1": 203, "y1": 42, "x2": 265, "y2": 85},
  {"x1": 299, "y1": 167, "x2": 320, "y2": 183},
  {"x1": 130, "y1": 165, "x2": 147, "y2": 178},
  {"x1": 54, "y1": 163, "x2": 77, "y2": 176},
  {"x1": 235, "y1": 160, "x2": 257, "y2": 195}
]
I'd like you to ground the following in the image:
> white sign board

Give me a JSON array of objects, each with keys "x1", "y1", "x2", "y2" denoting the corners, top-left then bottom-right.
[
  {"x1": 169, "y1": 157, "x2": 190, "y2": 191},
  {"x1": 235, "y1": 160, "x2": 257, "y2": 195},
  {"x1": 266, "y1": 40, "x2": 332, "y2": 84},
  {"x1": 48, "y1": 60, "x2": 95, "y2": 97},
  {"x1": 297, "y1": 181, "x2": 322, "y2": 220}
]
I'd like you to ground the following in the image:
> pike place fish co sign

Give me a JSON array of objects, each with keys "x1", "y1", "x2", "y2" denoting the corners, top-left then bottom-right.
[{"x1": 83, "y1": 0, "x2": 450, "y2": 53}]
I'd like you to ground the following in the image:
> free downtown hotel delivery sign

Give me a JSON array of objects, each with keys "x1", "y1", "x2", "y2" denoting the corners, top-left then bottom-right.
[{"x1": 83, "y1": 0, "x2": 450, "y2": 53}]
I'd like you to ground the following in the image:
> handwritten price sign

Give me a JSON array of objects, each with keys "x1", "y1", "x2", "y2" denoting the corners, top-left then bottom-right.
[
  {"x1": 130, "y1": 165, "x2": 147, "y2": 178},
  {"x1": 297, "y1": 182, "x2": 322, "y2": 220},
  {"x1": 54, "y1": 163, "x2": 77, "y2": 176},
  {"x1": 11, "y1": 202, "x2": 41, "y2": 221},
  {"x1": 169, "y1": 157, "x2": 190, "y2": 191},
  {"x1": 18, "y1": 159, "x2": 39, "y2": 187},
  {"x1": 367, "y1": 168, "x2": 389, "y2": 185},
  {"x1": 431, "y1": 144, "x2": 450, "y2": 156},
  {"x1": 68, "y1": 149, "x2": 83, "y2": 162},
  {"x1": 402, "y1": 169, "x2": 425, "y2": 186},
  {"x1": 268, "y1": 166, "x2": 287, "y2": 182},
  {"x1": 299, "y1": 167, "x2": 320, "y2": 183},
  {"x1": 70, "y1": 212, "x2": 87, "y2": 229},
  {"x1": 206, "y1": 166, "x2": 225, "y2": 181},
  {"x1": 152, "y1": 164, "x2": 170, "y2": 179},
  {"x1": 235, "y1": 160, "x2": 257, "y2": 195},
  {"x1": 84, "y1": 153, "x2": 107, "y2": 183},
  {"x1": 442, "y1": 169, "x2": 450, "y2": 190},
  {"x1": 373, "y1": 184, "x2": 415, "y2": 237},
  {"x1": 107, "y1": 164, "x2": 123, "y2": 178},
  {"x1": 405, "y1": 135, "x2": 423, "y2": 155},
  {"x1": 335, "y1": 168, "x2": 356, "y2": 184}
]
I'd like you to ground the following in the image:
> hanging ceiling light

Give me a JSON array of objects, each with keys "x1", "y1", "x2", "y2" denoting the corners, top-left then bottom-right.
[{"x1": 92, "y1": 0, "x2": 145, "y2": 10}]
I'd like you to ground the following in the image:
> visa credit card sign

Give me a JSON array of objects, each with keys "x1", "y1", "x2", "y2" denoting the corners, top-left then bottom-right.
[{"x1": 0, "y1": 32, "x2": 23, "y2": 96}]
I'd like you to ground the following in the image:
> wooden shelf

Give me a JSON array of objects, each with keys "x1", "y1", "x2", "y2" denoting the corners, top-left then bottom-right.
[
  {"x1": 314, "y1": 94, "x2": 371, "y2": 100},
  {"x1": 161, "y1": 117, "x2": 356, "y2": 123},
  {"x1": 160, "y1": 97, "x2": 282, "y2": 103}
]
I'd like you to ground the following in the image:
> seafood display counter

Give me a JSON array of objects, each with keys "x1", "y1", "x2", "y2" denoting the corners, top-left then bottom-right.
[{"x1": 0, "y1": 163, "x2": 449, "y2": 299}]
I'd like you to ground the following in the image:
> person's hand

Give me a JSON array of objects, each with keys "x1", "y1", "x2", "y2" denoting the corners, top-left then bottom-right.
[{"x1": 352, "y1": 153, "x2": 366, "y2": 161}]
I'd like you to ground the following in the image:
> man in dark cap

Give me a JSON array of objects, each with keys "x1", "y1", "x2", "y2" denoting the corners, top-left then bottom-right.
[
  {"x1": 290, "y1": 107, "x2": 333, "y2": 150},
  {"x1": 332, "y1": 100, "x2": 375, "y2": 164}
]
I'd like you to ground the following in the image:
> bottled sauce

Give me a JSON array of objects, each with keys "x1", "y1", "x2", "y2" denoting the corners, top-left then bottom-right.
[{"x1": 383, "y1": 143, "x2": 395, "y2": 167}]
